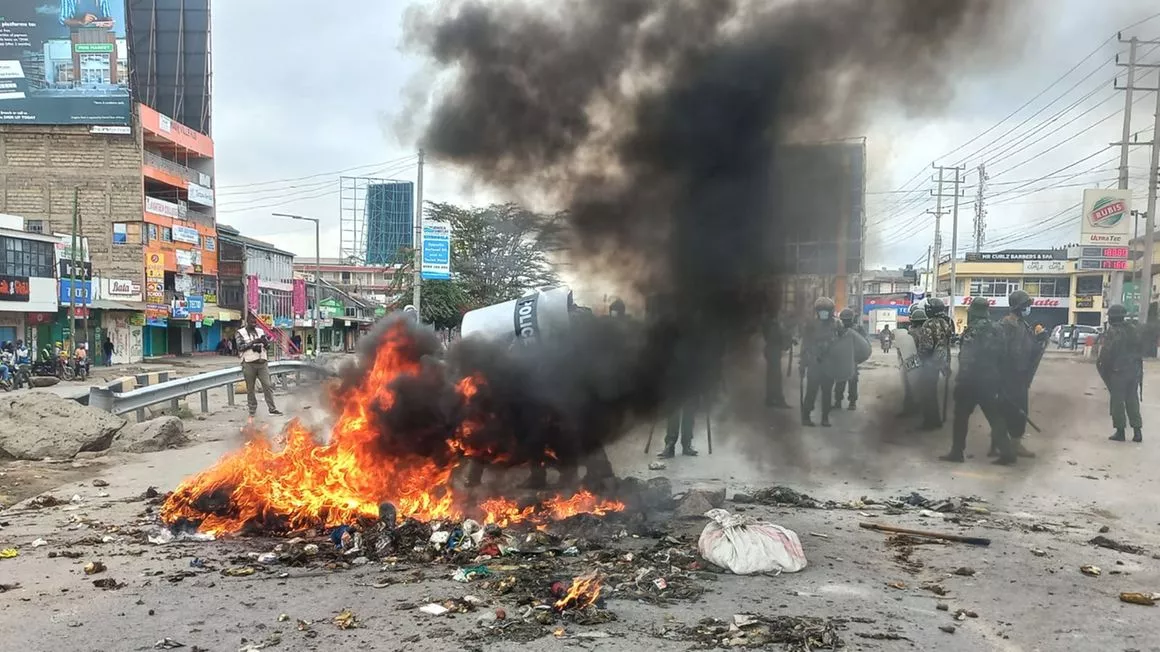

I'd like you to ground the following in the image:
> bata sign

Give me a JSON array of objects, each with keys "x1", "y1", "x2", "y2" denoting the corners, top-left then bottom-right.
[
  {"x1": 1081, "y1": 189, "x2": 1131, "y2": 246},
  {"x1": 957, "y1": 296, "x2": 1070, "y2": 309}
]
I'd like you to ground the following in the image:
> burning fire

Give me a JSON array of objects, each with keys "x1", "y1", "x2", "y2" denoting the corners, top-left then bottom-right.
[
  {"x1": 161, "y1": 320, "x2": 624, "y2": 535},
  {"x1": 554, "y1": 572, "x2": 604, "y2": 611}
]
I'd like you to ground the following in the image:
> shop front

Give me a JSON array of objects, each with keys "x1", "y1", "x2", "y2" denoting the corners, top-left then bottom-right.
[{"x1": 954, "y1": 295, "x2": 1070, "y2": 331}]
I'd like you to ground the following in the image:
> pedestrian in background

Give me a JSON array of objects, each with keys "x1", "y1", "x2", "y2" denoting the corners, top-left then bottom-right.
[
  {"x1": 235, "y1": 314, "x2": 282, "y2": 417},
  {"x1": 102, "y1": 336, "x2": 114, "y2": 366},
  {"x1": 1097, "y1": 304, "x2": 1143, "y2": 443}
]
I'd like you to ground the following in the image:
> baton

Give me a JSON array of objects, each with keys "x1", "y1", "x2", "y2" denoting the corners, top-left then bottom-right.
[{"x1": 1002, "y1": 396, "x2": 1042, "y2": 433}]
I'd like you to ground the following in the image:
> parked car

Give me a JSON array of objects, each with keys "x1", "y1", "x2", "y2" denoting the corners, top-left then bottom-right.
[{"x1": 1050, "y1": 324, "x2": 1098, "y2": 349}]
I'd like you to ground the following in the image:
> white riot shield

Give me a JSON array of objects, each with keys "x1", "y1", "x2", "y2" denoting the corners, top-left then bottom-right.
[{"x1": 896, "y1": 330, "x2": 922, "y2": 390}]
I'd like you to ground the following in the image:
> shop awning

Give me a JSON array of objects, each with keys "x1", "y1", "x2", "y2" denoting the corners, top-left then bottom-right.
[{"x1": 90, "y1": 299, "x2": 146, "y2": 311}]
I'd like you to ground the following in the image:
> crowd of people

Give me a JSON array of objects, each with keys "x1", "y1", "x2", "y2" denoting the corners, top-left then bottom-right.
[{"x1": 760, "y1": 289, "x2": 1145, "y2": 465}]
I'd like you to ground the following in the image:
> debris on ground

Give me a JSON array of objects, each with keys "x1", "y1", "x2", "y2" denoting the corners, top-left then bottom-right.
[
  {"x1": 939, "y1": 624, "x2": 957, "y2": 634},
  {"x1": 750, "y1": 486, "x2": 822, "y2": 508},
  {"x1": 952, "y1": 609, "x2": 978, "y2": 620},
  {"x1": 83, "y1": 561, "x2": 106, "y2": 575},
  {"x1": 153, "y1": 639, "x2": 184, "y2": 649},
  {"x1": 92, "y1": 578, "x2": 125, "y2": 590},
  {"x1": 647, "y1": 461, "x2": 666, "y2": 471},
  {"x1": 698, "y1": 508, "x2": 807, "y2": 575},
  {"x1": 0, "y1": 392, "x2": 127, "y2": 460},
  {"x1": 0, "y1": 548, "x2": 18, "y2": 559},
  {"x1": 1089, "y1": 535, "x2": 1146, "y2": 556},
  {"x1": 653, "y1": 615, "x2": 845, "y2": 650},
  {"x1": 952, "y1": 567, "x2": 976, "y2": 577},
  {"x1": 0, "y1": 583, "x2": 22, "y2": 592},
  {"x1": 92, "y1": 479, "x2": 109, "y2": 487},
  {"x1": 1080, "y1": 565, "x2": 1101, "y2": 577},
  {"x1": 333, "y1": 608, "x2": 359, "y2": 629},
  {"x1": 30, "y1": 538, "x2": 47, "y2": 548},
  {"x1": 1119, "y1": 592, "x2": 1158, "y2": 606},
  {"x1": 111, "y1": 416, "x2": 188, "y2": 453},
  {"x1": 1031, "y1": 548, "x2": 1048, "y2": 557}
]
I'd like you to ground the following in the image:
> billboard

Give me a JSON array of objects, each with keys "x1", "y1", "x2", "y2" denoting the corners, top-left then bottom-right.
[
  {"x1": 1081, "y1": 189, "x2": 1132, "y2": 246},
  {"x1": 421, "y1": 221, "x2": 451, "y2": 280},
  {"x1": 0, "y1": 1, "x2": 132, "y2": 125}
]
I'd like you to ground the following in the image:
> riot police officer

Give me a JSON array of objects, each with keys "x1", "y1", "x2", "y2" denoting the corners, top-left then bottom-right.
[
  {"x1": 914, "y1": 297, "x2": 952, "y2": 429},
  {"x1": 800, "y1": 297, "x2": 841, "y2": 427},
  {"x1": 997, "y1": 290, "x2": 1045, "y2": 458},
  {"x1": 1097, "y1": 304, "x2": 1144, "y2": 442},
  {"x1": 833, "y1": 308, "x2": 868, "y2": 410}
]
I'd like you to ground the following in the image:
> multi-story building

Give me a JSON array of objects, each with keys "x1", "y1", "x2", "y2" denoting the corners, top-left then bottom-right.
[
  {"x1": 860, "y1": 266, "x2": 919, "y2": 326},
  {"x1": 0, "y1": 214, "x2": 59, "y2": 350},
  {"x1": 292, "y1": 257, "x2": 402, "y2": 306},
  {"x1": 217, "y1": 224, "x2": 296, "y2": 329},
  {"x1": 935, "y1": 248, "x2": 1098, "y2": 330}
]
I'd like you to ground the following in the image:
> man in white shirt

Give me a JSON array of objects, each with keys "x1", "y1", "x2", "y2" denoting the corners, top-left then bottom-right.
[{"x1": 235, "y1": 315, "x2": 282, "y2": 416}]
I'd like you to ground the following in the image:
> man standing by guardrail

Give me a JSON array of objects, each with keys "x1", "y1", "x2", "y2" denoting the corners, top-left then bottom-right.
[{"x1": 236, "y1": 314, "x2": 282, "y2": 417}]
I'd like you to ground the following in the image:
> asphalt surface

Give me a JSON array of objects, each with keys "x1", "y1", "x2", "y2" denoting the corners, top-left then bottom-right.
[{"x1": 2, "y1": 348, "x2": 1159, "y2": 651}]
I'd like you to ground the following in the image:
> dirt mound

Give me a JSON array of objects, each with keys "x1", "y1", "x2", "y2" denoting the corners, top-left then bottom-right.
[{"x1": 0, "y1": 392, "x2": 126, "y2": 460}]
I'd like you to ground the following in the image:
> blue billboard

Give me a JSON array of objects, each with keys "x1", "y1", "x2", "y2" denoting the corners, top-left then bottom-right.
[
  {"x1": 421, "y1": 222, "x2": 451, "y2": 280},
  {"x1": 0, "y1": 1, "x2": 132, "y2": 125}
]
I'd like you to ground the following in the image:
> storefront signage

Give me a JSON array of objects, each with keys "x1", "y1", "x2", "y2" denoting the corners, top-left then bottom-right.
[
  {"x1": 58, "y1": 260, "x2": 94, "y2": 280},
  {"x1": 1022, "y1": 260, "x2": 1068, "y2": 274},
  {"x1": 1078, "y1": 259, "x2": 1129, "y2": 271},
  {"x1": 26, "y1": 312, "x2": 55, "y2": 325},
  {"x1": 187, "y1": 295, "x2": 204, "y2": 321},
  {"x1": 203, "y1": 292, "x2": 218, "y2": 304},
  {"x1": 59, "y1": 279, "x2": 92, "y2": 305},
  {"x1": 1075, "y1": 296, "x2": 1095, "y2": 309},
  {"x1": 1081, "y1": 189, "x2": 1132, "y2": 246},
  {"x1": 274, "y1": 316, "x2": 294, "y2": 329},
  {"x1": 172, "y1": 225, "x2": 200, "y2": 245},
  {"x1": 108, "y1": 279, "x2": 139, "y2": 296},
  {"x1": 145, "y1": 196, "x2": 186, "y2": 220},
  {"x1": 964, "y1": 250, "x2": 1065, "y2": 262},
  {"x1": 0, "y1": 275, "x2": 31, "y2": 302},
  {"x1": 171, "y1": 299, "x2": 190, "y2": 319},
  {"x1": 187, "y1": 183, "x2": 214, "y2": 208},
  {"x1": 145, "y1": 253, "x2": 166, "y2": 305},
  {"x1": 957, "y1": 296, "x2": 1070, "y2": 309}
]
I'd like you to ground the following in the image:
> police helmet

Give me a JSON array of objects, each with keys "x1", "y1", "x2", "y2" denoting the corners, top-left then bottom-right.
[
  {"x1": 1108, "y1": 304, "x2": 1127, "y2": 320},
  {"x1": 1008, "y1": 290, "x2": 1032, "y2": 311},
  {"x1": 926, "y1": 297, "x2": 946, "y2": 315},
  {"x1": 839, "y1": 307, "x2": 855, "y2": 322},
  {"x1": 813, "y1": 297, "x2": 836, "y2": 312},
  {"x1": 910, "y1": 307, "x2": 927, "y2": 323}
]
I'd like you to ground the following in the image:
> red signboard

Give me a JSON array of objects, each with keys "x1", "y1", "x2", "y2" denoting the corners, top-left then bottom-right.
[
  {"x1": 0, "y1": 275, "x2": 30, "y2": 301},
  {"x1": 26, "y1": 312, "x2": 54, "y2": 325}
]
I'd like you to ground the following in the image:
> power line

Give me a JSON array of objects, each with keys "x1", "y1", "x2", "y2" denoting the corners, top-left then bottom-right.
[{"x1": 215, "y1": 155, "x2": 418, "y2": 191}]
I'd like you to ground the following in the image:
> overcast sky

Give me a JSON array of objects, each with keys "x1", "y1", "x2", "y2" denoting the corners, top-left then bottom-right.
[{"x1": 209, "y1": 0, "x2": 1160, "y2": 272}]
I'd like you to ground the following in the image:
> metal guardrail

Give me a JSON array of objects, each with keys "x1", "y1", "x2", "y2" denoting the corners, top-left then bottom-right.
[{"x1": 88, "y1": 360, "x2": 333, "y2": 421}]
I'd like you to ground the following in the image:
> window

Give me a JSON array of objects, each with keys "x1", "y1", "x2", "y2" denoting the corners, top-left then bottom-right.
[
  {"x1": 865, "y1": 282, "x2": 881, "y2": 294},
  {"x1": 1022, "y1": 277, "x2": 1070, "y2": 298},
  {"x1": 112, "y1": 222, "x2": 141, "y2": 245},
  {"x1": 969, "y1": 277, "x2": 1019, "y2": 297},
  {"x1": 340, "y1": 271, "x2": 351, "y2": 283},
  {"x1": 25, "y1": 220, "x2": 45, "y2": 234},
  {"x1": 1076, "y1": 275, "x2": 1103, "y2": 296},
  {"x1": 147, "y1": 224, "x2": 158, "y2": 243},
  {"x1": 0, "y1": 236, "x2": 54, "y2": 278},
  {"x1": 204, "y1": 236, "x2": 216, "y2": 252},
  {"x1": 161, "y1": 227, "x2": 172, "y2": 242}
]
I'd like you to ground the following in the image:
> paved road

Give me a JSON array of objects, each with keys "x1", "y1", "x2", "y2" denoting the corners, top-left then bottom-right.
[{"x1": 1, "y1": 350, "x2": 1158, "y2": 651}]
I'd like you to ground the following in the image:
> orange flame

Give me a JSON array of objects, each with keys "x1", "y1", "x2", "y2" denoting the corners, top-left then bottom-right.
[
  {"x1": 160, "y1": 321, "x2": 624, "y2": 535},
  {"x1": 554, "y1": 572, "x2": 603, "y2": 611}
]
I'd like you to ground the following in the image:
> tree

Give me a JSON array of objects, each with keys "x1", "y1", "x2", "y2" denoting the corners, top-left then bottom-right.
[{"x1": 387, "y1": 202, "x2": 562, "y2": 327}]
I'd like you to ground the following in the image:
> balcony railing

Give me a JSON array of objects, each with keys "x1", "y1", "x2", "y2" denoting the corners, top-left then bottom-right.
[{"x1": 143, "y1": 150, "x2": 208, "y2": 186}]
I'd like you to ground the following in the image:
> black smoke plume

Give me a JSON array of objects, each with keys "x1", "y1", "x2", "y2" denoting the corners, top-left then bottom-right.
[{"x1": 350, "y1": 0, "x2": 1017, "y2": 475}]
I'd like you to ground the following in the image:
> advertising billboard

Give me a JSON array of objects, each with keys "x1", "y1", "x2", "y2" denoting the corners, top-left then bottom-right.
[
  {"x1": 0, "y1": 1, "x2": 132, "y2": 125},
  {"x1": 421, "y1": 221, "x2": 452, "y2": 280},
  {"x1": 1081, "y1": 189, "x2": 1132, "y2": 246}
]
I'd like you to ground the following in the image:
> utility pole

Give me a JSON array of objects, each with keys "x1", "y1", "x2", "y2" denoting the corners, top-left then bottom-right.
[
  {"x1": 412, "y1": 149, "x2": 425, "y2": 316},
  {"x1": 1117, "y1": 35, "x2": 1160, "y2": 322},
  {"x1": 926, "y1": 165, "x2": 945, "y2": 295},
  {"x1": 925, "y1": 245, "x2": 933, "y2": 293},
  {"x1": 950, "y1": 167, "x2": 962, "y2": 306},
  {"x1": 69, "y1": 189, "x2": 79, "y2": 357},
  {"x1": 1112, "y1": 35, "x2": 1140, "y2": 310},
  {"x1": 973, "y1": 163, "x2": 987, "y2": 253},
  {"x1": 930, "y1": 164, "x2": 966, "y2": 301},
  {"x1": 1143, "y1": 71, "x2": 1160, "y2": 323}
]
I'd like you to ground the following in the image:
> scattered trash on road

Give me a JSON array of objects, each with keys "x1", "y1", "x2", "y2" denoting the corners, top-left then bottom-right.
[
  {"x1": 420, "y1": 603, "x2": 450, "y2": 616},
  {"x1": 938, "y1": 624, "x2": 957, "y2": 634},
  {"x1": 333, "y1": 608, "x2": 359, "y2": 629},
  {"x1": 92, "y1": 479, "x2": 109, "y2": 487},
  {"x1": 697, "y1": 508, "x2": 807, "y2": 575},
  {"x1": 1080, "y1": 565, "x2": 1101, "y2": 577},
  {"x1": 0, "y1": 548, "x2": 19, "y2": 559},
  {"x1": 153, "y1": 638, "x2": 184, "y2": 649},
  {"x1": 1119, "y1": 592, "x2": 1158, "y2": 606},
  {"x1": 92, "y1": 578, "x2": 124, "y2": 590},
  {"x1": 222, "y1": 566, "x2": 255, "y2": 577},
  {"x1": 859, "y1": 522, "x2": 991, "y2": 546},
  {"x1": 83, "y1": 561, "x2": 106, "y2": 575},
  {"x1": 30, "y1": 538, "x2": 47, "y2": 548},
  {"x1": 1089, "y1": 535, "x2": 1146, "y2": 556},
  {"x1": 647, "y1": 461, "x2": 666, "y2": 470}
]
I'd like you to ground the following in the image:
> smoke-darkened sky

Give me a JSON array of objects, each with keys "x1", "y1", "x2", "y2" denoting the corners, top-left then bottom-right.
[{"x1": 209, "y1": 0, "x2": 1160, "y2": 273}]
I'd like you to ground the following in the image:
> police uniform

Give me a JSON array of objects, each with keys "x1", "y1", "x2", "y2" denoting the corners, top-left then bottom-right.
[
  {"x1": 940, "y1": 297, "x2": 1014, "y2": 464},
  {"x1": 914, "y1": 297, "x2": 952, "y2": 429},
  {"x1": 764, "y1": 314, "x2": 792, "y2": 408},
  {"x1": 1097, "y1": 304, "x2": 1143, "y2": 442},
  {"x1": 833, "y1": 308, "x2": 868, "y2": 409},
  {"x1": 801, "y1": 298, "x2": 841, "y2": 427},
  {"x1": 997, "y1": 290, "x2": 1043, "y2": 458}
]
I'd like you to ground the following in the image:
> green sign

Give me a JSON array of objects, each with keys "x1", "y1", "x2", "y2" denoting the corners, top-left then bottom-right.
[
  {"x1": 1123, "y1": 281, "x2": 1140, "y2": 316},
  {"x1": 318, "y1": 298, "x2": 344, "y2": 318},
  {"x1": 74, "y1": 43, "x2": 115, "y2": 53},
  {"x1": 374, "y1": 306, "x2": 387, "y2": 317},
  {"x1": 202, "y1": 317, "x2": 216, "y2": 327}
]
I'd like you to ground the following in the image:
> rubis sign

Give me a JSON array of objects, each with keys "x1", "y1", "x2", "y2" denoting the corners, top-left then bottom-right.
[{"x1": 1081, "y1": 189, "x2": 1132, "y2": 246}]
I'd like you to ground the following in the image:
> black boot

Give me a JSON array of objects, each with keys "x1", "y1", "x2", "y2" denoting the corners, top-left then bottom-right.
[
  {"x1": 1133, "y1": 428, "x2": 1143, "y2": 443},
  {"x1": 681, "y1": 446, "x2": 699, "y2": 456},
  {"x1": 1109, "y1": 428, "x2": 1126, "y2": 442},
  {"x1": 801, "y1": 410, "x2": 815, "y2": 427},
  {"x1": 1013, "y1": 440, "x2": 1036, "y2": 458},
  {"x1": 820, "y1": 411, "x2": 832, "y2": 427},
  {"x1": 847, "y1": 400, "x2": 857, "y2": 411},
  {"x1": 658, "y1": 445, "x2": 676, "y2": 458},
  {"x1": 939, "y1": 451, "x2": 964, "y2": 463}
]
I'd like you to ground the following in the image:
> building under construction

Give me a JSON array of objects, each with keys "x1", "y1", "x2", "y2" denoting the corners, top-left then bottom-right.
[
  {"x1": 339, "y1": 177, "x2": 414, "y2": 266},
  {"x1": 769, "y1": 139, "x2": 866, "y2": 317}
]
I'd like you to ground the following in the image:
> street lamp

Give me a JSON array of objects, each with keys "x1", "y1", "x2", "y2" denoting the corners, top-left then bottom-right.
[{"x1": 271, "y1": 213, "x2": 321, "y2": 356}]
